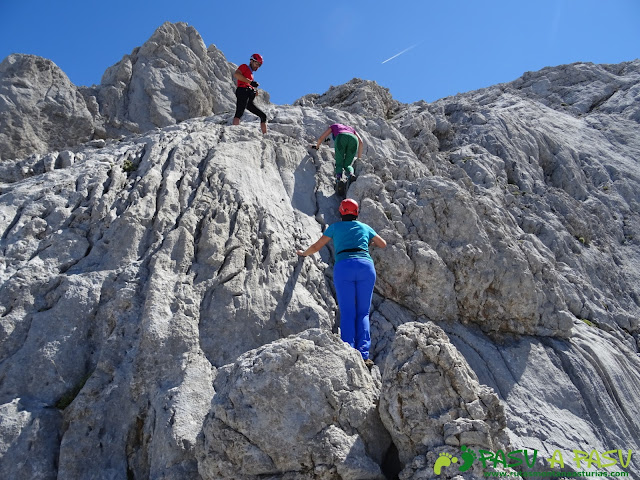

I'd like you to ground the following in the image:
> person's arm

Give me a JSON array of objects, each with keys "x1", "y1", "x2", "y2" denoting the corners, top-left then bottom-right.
[
  {"x1": 370, "y1": 235, "x2": 386, "y2": 248},
  {"x1": 314, "y1": 128, "x2": 332, "y2": 149},
  {"x1": 234, "y1": 67, "x2": 258, "y2": 87},
  {"x1": 297, "y1": 235, "x2": 331, "y2": 257},
  {"x1": 355, "y1": 131, "x2": 364, "y2": 159},
  {"x1": 234, "y1": 68, "x2": 250, "y2": 84}
]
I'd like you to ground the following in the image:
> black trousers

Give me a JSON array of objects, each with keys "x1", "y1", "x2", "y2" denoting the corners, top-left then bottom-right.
[{"x1": 234, "y1": 87, "x2": 267, "y2": 123}]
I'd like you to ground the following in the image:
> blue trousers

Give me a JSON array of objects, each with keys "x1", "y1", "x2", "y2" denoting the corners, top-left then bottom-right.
[{"x1": 333, "y1": 258, "x2": 376, "y2": 360}]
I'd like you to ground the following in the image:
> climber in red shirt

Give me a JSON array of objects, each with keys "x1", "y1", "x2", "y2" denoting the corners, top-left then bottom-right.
[{"x1": 233, "y1": 54, "x2": 267, "y2": 134}]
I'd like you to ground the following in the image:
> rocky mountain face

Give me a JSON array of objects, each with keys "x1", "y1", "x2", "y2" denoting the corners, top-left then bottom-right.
[
  {"x1": 1, "y1": 21, "x2": 639, "y2": 480},
  {"x1": 0, "y1": 22, "x2": 239, "y2": 161}
]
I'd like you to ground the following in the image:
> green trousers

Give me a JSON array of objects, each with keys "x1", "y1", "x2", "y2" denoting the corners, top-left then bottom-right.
[{"x1": 334, "y1": 133, "x2": 358, "y2": 176}]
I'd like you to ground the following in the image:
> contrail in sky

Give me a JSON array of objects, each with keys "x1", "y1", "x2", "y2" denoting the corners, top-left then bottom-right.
[{"x1": 381, "y1": 43, "x2": 420, "y2": 64}]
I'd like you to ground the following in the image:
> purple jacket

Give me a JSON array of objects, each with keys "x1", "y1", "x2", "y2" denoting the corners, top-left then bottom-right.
[{"x1": 330, "y1": 123, "x2": 356, "y2": 138}]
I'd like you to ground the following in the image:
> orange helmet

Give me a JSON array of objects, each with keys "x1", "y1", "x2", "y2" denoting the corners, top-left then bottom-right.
[{"x1": 339, "y1": 199, "x2": 359, "y2": 216}]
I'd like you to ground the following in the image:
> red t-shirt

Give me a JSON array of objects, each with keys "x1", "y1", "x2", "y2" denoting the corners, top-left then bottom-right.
[{"x1": 237, "y1": 64, "x2": 254, "y2": 88}]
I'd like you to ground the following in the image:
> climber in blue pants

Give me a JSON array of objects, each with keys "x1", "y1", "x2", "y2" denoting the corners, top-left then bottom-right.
[
  {"x1": 333, "y1": 258, "x2": 377, "y2": 360},
  {"x1": 296, "y1": 199, "x2": 387, "y2": 368}
]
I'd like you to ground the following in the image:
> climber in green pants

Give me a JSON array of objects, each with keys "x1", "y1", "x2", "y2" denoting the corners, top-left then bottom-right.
[{"x1": 313, "y1": 123, "x2": 364, "y2": 186}]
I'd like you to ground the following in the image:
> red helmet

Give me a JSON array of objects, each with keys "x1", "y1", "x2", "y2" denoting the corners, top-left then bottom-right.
[
  {"x1": 250, "y1": 53, "x2": 263, "y2": 65},
  {"x1": 339, "y1": 199, "x2": 359, "y2": 216}
]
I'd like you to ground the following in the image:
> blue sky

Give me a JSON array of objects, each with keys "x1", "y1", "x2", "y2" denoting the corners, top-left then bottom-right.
[{"x1": 1, "y1": 0, "x2": 638, "y2": 105}]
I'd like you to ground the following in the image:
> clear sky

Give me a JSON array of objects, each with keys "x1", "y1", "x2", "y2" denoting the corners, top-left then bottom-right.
[{"x1": 1, "y1": 0, "x2": 638, "y2": 105}]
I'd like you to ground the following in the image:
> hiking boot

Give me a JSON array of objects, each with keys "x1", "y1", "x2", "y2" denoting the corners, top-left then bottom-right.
[{"x1": 364, "y1": 359, "x2": 374, "y2": 370}]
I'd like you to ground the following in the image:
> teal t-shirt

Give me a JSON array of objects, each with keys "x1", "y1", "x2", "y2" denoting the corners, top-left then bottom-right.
[{"x1": 324, "y1": 221, "x2": 377, "y2": 263}]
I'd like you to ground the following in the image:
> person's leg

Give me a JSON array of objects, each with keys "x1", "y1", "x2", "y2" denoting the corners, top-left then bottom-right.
[
  {"x1": 341, "y1": 134, "x2": 358, "y2": 176},
  {"x1": 246, "y1": 95, "x2": 268, "y2": 133},
  {"x1": 334, "y1": 134, "x2": 348, "y2": 176},
  {"x1": 233, "y1": 88, "x2": 250, "y2": 123},
  {"x1": 333, "y1": 260, "x2": 357, "y2": 348},
  {"x1": 353, "y1": 259, "x2": 376, "y2": 360}
]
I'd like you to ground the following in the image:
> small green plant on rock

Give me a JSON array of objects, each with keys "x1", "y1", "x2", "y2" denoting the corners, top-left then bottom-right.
[
  {"x1": 123, "y1": 159, "x2": 137, "y2": 173},
  {"x1": 576, "y1": 235, "x2": 590, "y2": 246},
  {"x1": 580, "y1": 318, "x2": 597, "y2": 328}
]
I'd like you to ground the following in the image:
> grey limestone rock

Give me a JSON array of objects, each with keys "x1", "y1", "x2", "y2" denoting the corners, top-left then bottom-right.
[
  {"x1": 443, "y1": 320, "x2": 640, "y2": 474},
  {"x1": 97, "y1": 21, "x2": 238, "y2": 137},
  {"x1": 0, "y1": 398, "x2": 62, "y2": 480},
  {"x1": 0, "y1": 23, "x2": 639, "y2": 480},
  {"x1": 0, "y1": 54, "x2": 95, "y2": 161},
  {"x1": 0, "y1": 22, "x2": 253, "y2": 162},
  {"x1": 295, "y1": 78, "x2": 401, "y2": 119},
  {"x1": 197, "y1": 328, "x2": 391, "y2": 480},
  {"x1": 379, "y1": 322, "x2": 507, "y2": 468}
]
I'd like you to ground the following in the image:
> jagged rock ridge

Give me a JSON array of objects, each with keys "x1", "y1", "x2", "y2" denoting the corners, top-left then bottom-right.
[
  {"x1": 0, "y1": 22, "x2": 639, "y2": 480},
  {"x1": 0, "y1": 22, "x2": 240, "y2": 161}
]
